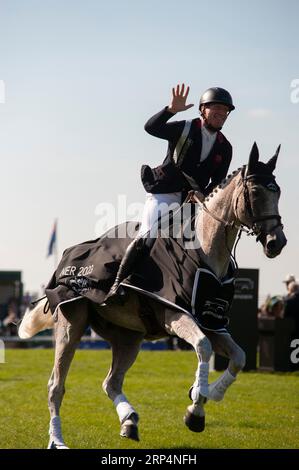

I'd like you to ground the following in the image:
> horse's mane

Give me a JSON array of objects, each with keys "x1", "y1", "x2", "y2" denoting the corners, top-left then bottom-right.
[{"x1": 204, "y1": 165, "x2": 246, "y2": 201}]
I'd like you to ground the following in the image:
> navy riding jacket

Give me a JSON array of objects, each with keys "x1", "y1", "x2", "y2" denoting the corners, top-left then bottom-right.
[{"x1": 141, "y1": 107, "x2": 232, "y2": 196}]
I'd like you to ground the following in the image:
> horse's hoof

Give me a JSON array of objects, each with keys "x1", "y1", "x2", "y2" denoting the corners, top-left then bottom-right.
[
  {"x1": 47, "y1": 440, "x2": 69, "y2": 449},
  {"x1": 184, "y1": 410, "x2": 205, "y2": 433},
  {"x1": 120, "y1": 423, "x2": 140, "y2": 441}
]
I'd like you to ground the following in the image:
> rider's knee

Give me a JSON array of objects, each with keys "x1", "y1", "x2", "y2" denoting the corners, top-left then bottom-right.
[{"x1": 142, "y1": 235, "x2": 155, "y2": 252}]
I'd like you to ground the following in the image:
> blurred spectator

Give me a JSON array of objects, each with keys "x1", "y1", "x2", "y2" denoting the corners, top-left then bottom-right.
[
  {"x1": 20, "y1": 291, "x2": 32, "y2": 318},
  {"x1": 259, "y1": 295, "x2": 285, "y2": 319},
  {"x1": 258, "y1": 295, "x2": 270, "y2": 318},
  {"x1": 286, "y1": 281, "x2": 299, "y2": 297},
  {"x1": 0, "y1": 292, "x2": 36, "y2": 337},
  {"x1": 284, "y1": 285, "x2": 299, "y2": 331},
  {"x1": 283, "y1": 274, "x2": 298, "y2": 297},
  {"x1": 2, "y1": 297, "x2": 19, "y2": 336}
]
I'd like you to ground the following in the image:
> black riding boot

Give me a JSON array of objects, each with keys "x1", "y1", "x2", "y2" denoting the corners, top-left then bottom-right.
[{"x1": 105, "y1": 237, "x2": 145, "y2": 304}]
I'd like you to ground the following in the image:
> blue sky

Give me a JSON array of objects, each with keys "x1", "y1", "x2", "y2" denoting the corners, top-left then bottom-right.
[{"x1": 0, "y1": 0, "x2": 298, "y2": 302}]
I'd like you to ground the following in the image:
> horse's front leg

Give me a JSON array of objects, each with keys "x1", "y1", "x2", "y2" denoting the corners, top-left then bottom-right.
[
  {"x1": 164, "y1": 309, "x2": 212, "y2": 432},
  {"x1": 48, "y1": 299, "x2": 88, "y2": 449},
  {"x1": 206, "y1": 331, "x2": 246, "y2": 402}
]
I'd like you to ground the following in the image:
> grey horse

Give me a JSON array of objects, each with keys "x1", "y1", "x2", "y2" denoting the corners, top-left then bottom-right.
[{"x1": 19, "y1": 143, "x2": 287, "y2": 448}]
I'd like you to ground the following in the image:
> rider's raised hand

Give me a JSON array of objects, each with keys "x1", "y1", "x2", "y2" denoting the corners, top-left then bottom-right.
[{"x1": 168, "y1": 83, "x2": 194, "y2": 114}]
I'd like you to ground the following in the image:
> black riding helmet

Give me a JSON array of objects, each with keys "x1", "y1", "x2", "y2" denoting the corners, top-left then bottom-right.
[{"x1": 199, "y1": 87, "x2": 235, "y2": 111}]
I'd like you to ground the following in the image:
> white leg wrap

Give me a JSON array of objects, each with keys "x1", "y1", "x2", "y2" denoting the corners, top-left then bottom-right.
[
  {"x1": 48, "y1": 416, "x2": 67, "y2": 448},
  {"x1": 191, "y1": 362, "x2": 209, "y2": 401},
  {"x1": 208, "y1": 369, "x2": 236, "y2": 402},
  {"x1": 114, "y1": 394, "x2": 138, "y2": 424}
]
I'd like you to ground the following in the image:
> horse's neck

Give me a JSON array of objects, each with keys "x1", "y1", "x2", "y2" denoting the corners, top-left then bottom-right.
[{"x1": 196, "y1": 174, "x2": 241, "y2": 279}]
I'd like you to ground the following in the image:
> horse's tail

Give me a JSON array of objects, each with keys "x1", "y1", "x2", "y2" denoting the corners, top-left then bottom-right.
[{"x1": 18, "y1": 297, "x2": 55, "y2": 339}]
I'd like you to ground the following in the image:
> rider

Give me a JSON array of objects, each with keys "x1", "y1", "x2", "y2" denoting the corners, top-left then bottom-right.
[{"x1": 106, "y1": 84, "x2": 235, "y2": 303}]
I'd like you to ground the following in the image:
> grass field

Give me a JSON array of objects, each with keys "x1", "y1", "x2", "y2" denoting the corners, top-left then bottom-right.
[{"x1": 0, "y1": 349, "x2": 299, "y2": 449}]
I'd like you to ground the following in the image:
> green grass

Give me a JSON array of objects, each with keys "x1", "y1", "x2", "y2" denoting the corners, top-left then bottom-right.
[{"x1": 0, "y1": 349, "x2": 299, "y2": 449}]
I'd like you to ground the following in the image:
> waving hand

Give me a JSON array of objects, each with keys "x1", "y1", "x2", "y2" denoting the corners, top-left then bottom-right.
[{"x1": 168, "y1": 83, "x2": 194, "y2": 114}]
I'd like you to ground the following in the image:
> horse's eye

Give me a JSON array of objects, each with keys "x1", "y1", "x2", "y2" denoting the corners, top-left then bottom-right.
[{"x1": 251, "y1": 187, "x2": 259, "y2": 195}]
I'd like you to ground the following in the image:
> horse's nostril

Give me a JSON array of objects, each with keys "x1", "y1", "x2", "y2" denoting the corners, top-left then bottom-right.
[{"x1": 266, "y1": 239, "x2": 276, "y2": 251}]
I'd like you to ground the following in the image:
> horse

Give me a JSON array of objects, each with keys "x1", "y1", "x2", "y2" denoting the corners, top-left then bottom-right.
[{"x1": 19, "y1": 142, "x2": 287, "y2": 448}]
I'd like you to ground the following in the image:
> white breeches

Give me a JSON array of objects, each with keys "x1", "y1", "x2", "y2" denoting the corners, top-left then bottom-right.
[{"x1": 138, "y1": 192, "x2": 182, "y2": 237}]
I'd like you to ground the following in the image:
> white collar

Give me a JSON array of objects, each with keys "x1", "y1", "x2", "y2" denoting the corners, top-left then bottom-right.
[{"x1": 201, "y1": 122, "x2": 217, "y2": 139}]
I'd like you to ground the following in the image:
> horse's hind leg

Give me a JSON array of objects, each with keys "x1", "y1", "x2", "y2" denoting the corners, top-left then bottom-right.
[
  {"x1": 164, "y1": 309, "x2": 212, "y2": 433},
  {"x1": 47, "y1": 299, "x2": 88, "y2": 449},
  {"x1": 206, "y1": 331, "x2": 246, "y2": 402},
  {"x1": 101, "y1": 326, "x2": 144, "y2": 441}
]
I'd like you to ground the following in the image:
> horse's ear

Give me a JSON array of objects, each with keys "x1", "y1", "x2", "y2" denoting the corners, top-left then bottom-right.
[
  {"x1": 246, "y1": 142, "x2": 259, "y2": 175},
  {"x1": 267, "y1": 144, "x2": 281, "y2": 173}
]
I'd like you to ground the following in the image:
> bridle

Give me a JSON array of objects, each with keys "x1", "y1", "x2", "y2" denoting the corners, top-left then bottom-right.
[
  {"x1": 240, "y1": 173, "x2": 283, "y2": 242},
  {"x1": 193, "y1": 168, "x2": 284, "y2": 242}
]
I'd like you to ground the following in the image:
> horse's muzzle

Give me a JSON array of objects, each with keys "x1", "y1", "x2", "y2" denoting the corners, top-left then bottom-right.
[{"x1": 264, "y1": 227, "x2": 287, "y2": 258}]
